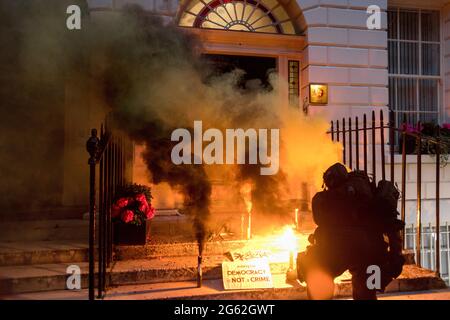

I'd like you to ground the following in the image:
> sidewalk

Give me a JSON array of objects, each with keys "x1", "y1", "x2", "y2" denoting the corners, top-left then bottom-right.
[
  {"x1": 4, "y1": 286, "x2": 450, "y2": 300},
  {"x1": 379, "y1": 289, "x2": 450, "y2": 300},
  {"x1": 3, "y1": 268, "x2": 448, "y2": 300}
]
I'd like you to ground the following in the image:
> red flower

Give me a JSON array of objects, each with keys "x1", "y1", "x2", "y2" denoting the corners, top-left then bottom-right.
[
  {"x1": 401, "y1": 123, "x2": 421, "y2": 133},
  {"x1": 115, "y1": 197, "x2": 129, "y2": 208},
  {"x1": 135, "y1": 193, "x2": 147, "y2": 202},
  {"x1": 111, "y1": 204, "x2": 121, "y2": 218},
  {"x1": 138, "y1": 202, "x2": 148, "y2": 213},
  {"x1": 145, "y1": 206, "x2": 155, "y2": 220},
  {"x1": 136, "y1": 193, "x2": 149, "y2": 213},
  {"x1": 121, "y1": 210, "x2": 134, "y2": 223}
]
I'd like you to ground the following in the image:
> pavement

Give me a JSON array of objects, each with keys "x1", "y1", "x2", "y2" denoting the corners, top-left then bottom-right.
[{"x1": 3, "y1": 271, "x2": 448, "y2": 300}]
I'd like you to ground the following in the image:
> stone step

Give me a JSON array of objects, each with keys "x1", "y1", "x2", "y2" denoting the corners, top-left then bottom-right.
[
  {"x1": 0, "y1": 206, "x2": 86, "y2": 222},
  {"x1": 0, "y1": 253, "x2": 446, "y2": 296},
  {"x1": 0, "y1": 220, "x2": 88, "y2": 242},
  {"x1": 0, "y1": 236, "x2": 417, "y2": 268},
  {"x1": 1, "y1": 265, "x2": 447, "y2": 300},
  {"x1": 115, "y1": 239, "x2": 279, "y2": 260},
  {"x1": 115, "y1": 241, "x2": 417, "y2": 264},
  {"x1": 0, "y1": 241, "x2": 88, "y2": 267},
  {"x1": 105, "y1": 269, "x2": 449, "y2": 300},
  {"x1": 0, "y1": 255, "x2": 289, "y2": 295},
  {"x1": 4, "y1": 281, "x2": 450, "y2": 301}
]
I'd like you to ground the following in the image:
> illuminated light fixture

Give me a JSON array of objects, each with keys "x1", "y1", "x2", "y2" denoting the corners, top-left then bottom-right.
[{"x1": 309, "y1": 83, "x2": 328, "y2": 105}]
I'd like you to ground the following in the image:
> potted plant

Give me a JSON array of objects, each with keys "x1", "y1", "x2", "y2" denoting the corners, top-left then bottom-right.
[
  {"x1": 399, "y1": 123, "x2": 420, "y2": 154},
  {"x1": 421, "y1": 123, "x2": 450, "y2": 166},
  {"x1": 112, "y1": 184, "x2": 155, "y2": 245}
]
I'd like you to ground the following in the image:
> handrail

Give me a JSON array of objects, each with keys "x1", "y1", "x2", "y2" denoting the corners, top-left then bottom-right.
[{"x1": 86, "y1": 114, "x2": 130, "y2": 300}]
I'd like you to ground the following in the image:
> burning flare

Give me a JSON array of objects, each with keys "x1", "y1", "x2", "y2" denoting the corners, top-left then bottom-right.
[{"x1": 240, "y1": 183, "x2": 253, "y2": 240}]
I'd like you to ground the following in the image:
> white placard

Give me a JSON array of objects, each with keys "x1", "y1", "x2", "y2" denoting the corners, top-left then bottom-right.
[{"x1": 222, "y1": 259, "x2": 273, "y2": 290}]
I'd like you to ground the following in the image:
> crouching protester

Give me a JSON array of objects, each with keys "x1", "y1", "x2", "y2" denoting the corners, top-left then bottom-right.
[{"x1": 297, "y1": 163, "x2": 405, "y2": 300}]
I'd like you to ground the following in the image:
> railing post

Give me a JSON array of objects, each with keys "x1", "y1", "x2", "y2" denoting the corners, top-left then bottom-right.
[
  {"x1": 401, "y1": 121, "x2": 407, "y2": 250},
  {"x1": 380, "y1": 110, "x2": 386, "y2": 181},
  {"x1": 98, "y1": 126, "x2": 104, "y2": 299},
  {"x1": 435, "y1": 126, "x2": 441, "y2": 277},
  {"x1": 109, "y1": 136, "x2": 116, "y2": 265},
  {"x1": 372, "y1": 111, "x2": 376, "y2": 183},
  {"x1": 349, "y1": 117, "x2": 353, "y2": 170},
  {"x1": 363, "y1": 114, "x2": 368, "y2": 173},
  {"x1": 389, "y1": 110, "x2": 395, "y2": 183},
  {"x1": 342, "y1": 118, "x2": 346, "y2": 166},
  {"x1": 86, "y1": 129, "x2": 99, "y2": 301},
  {"x1": 355, "y1": 117, "x2": 360, "y2": 171},
  {"x1": 331, "y1": 121, "x2": 334, "y2": 142},
  {"x1": 106, "y1": 137, "x2": 112, "y2": 267},
  {"x1": 336, "y1": 120, "x2": 340, "y2": 143},
  {"x1": 416, "y1": 122, "x2": 422, "y2": 267}
]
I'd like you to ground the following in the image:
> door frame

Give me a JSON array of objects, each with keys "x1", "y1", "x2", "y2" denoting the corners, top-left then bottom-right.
[{"x1": 180, "y1": 27, "x2": 306, "y2": 107}]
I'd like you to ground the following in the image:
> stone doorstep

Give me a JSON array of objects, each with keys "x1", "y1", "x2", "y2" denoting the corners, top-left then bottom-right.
[
  {"x1": 115, "y1": 240, "x2": 266, "y2": 260},
  {"x1": 0, "y1": 249, "x2": 88, "y2": 267},
  {"x1": 115, "y1": 241, "x2": 417, "y2": 263},
  {"x1": 106, "y1": 274, "x2": 446, "y2": 301},
  {"x1": 0, "y1": 220, "x2": 89, "y2": 242},
  {"x1": 0, "y1": 241, "x2": 89, "y2": 267},
  {"x1": 0, "y1": 256, "x2": 289, "y2": 295},
  {"x1": 0, "y1": 252, "x2": 446, "y2": 296},
  {"x1": 0, "y1": 238, "x2": 416, "y2": 269},
  {"x1": 1, "y1": 270, "x2": 447, "y2": 300},
  {"x1": 0, "y1": 238, "x2": 301, "y2": 266}
]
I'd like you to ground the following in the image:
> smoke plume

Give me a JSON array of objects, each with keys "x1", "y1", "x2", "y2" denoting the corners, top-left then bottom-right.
[{"x1": 0, "y1": 2, "x2": 341, "y2": 240}]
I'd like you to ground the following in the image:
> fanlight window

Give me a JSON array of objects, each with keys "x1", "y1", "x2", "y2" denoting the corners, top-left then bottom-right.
[{"x1": 179, "y1": 0, "x2": 296, "y2": 34}]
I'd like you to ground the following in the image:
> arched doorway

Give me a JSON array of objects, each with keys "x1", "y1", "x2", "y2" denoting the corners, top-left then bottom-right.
[{"x1": 175, "y1": 0, "x2": 306, "y2": 108}]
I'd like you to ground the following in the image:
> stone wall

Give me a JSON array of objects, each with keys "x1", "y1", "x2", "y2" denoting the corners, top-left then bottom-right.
[
  {"x1": 87, "y1": 0, "x2": 178, "y2": 16},
  {"x1": 299, "y1": 0, "x2": 389, "y2": 121}
]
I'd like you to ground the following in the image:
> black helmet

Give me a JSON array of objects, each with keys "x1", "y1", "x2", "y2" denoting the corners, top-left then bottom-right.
[{"x1": 323, "y1": 163, "x2": 348, "y2": 189}]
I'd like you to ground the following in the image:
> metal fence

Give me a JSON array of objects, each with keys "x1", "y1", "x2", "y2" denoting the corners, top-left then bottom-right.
[
  {"x1": 405, "y1": 224, "x2": 450, "y2": 284},
  {"x1": 86, "y1": 114, "x2": 131, "y2": 300},
  {"x1": 328, "y1": 110, "x2": 446, "y2": 278}
]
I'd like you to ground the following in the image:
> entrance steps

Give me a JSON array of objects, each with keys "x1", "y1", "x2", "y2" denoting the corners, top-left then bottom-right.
[
  {"x1": 0, "y1": 240, "x2": 88, "y2": 266},
  {"x1": 1, "y1": 264, "x2": 447, "y2": 300},
  {"x1": 0, "y1": 237, "x2": 447, "y2": 297},
  {"x1": 0, "y1": 219, "x2": 89, "y2": 242}
]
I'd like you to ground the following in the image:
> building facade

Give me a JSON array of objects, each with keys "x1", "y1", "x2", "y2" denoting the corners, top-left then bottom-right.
[{"x1": 69, "y1": 0, "x2": 450, "y2": 280}]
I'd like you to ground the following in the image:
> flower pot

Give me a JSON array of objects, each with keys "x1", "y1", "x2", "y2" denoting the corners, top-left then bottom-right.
[
  {"x1": 113, "y1": 220, "x2": 151, "y2": 246},
  {"x1": 399, "y1": 135, "x2": 416, "y2": 154}
]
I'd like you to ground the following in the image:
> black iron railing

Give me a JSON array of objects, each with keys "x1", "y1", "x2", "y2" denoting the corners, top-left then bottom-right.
[
  {"x1": 328, "y1": 110, "x2": 446, "y2": 277},
  {"x1": 86, "y1": 114, "x2": 131, "y2": 300}
]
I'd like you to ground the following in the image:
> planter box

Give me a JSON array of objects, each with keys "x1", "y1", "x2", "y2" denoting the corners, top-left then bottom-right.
[
  {"x1": 113, "y1": 220, "x2": 151, "y2": 246},
  {"x1": 399, "y1": 136, "x2": 416, "y2": 155}
]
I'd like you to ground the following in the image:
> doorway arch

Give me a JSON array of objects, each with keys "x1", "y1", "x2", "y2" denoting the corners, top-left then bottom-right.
[
  {"x1": 176, "y1": 0, "x2": 307, "y2": 35},
  {"x1": 176, "y1": 0, "x2": 306, "y2": 109}
]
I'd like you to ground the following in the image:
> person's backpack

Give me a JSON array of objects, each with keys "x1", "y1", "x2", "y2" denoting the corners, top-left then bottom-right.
[
  {"x1": 372, "y1": 180, "x2": 404, "y2": 232},
  {"x1": 345, "y1": 170, "x2": 375, "y2": 200},
  {"x1": 375, "y1": 180, "x2": 400, "y2": 212},
  {"x1": 323, "y1": 163, "x2": 348, "y2": 189},
  {"x1": 313, "y1": 167, "x2": 374, "y2": 228}
]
